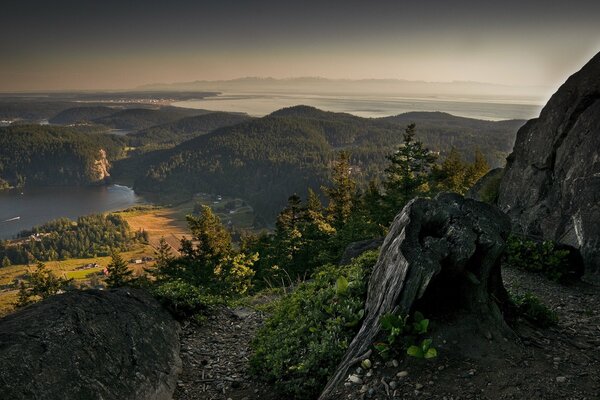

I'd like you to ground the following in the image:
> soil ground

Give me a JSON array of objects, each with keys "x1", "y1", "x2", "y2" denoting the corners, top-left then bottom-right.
[{"x1": 174, "y1": 266, "x2": 599, "y2": 400}]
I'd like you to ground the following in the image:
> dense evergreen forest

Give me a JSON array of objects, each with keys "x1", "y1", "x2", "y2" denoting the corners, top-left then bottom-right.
[
  {"x1": 0, "y1": 125, "x2": 126, "y2": 188},
  {"x1": 0, "y1": 214, "x2": 143, "y2": 265},
  {"x1": 92, "y1": 107, "x2": 211, "y2": 131},
  {"x1": 1, "y1": 103, "x2": 523, "y2": 224},
  {"x1": 134, "y1": 106, "x2": 523, "y2": 222},
  {"x1": 127, "y1": 112, "x2": 251, "y2": 147}
]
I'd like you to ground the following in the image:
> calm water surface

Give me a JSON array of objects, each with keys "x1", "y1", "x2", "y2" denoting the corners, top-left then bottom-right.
[
  {"x1": 0, "y1": 185, "x2": 143, "y2": 239},
  {"x1": 174, "y1": 92, "x2": 543, "y2": 121}
]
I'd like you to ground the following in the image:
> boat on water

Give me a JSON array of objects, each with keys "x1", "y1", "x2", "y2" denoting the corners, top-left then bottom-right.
[{"x1": 2, "y1": 216, "x2": 20, "y2": 222}]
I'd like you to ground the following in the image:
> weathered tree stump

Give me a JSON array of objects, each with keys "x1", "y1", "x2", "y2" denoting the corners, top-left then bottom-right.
[{"x1": 320, "y1": 193, "x2": 512, "y2": 399}]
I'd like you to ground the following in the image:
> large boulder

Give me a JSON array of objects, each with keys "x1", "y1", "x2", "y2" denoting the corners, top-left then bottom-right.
[
  {"x1": 320, "y1": 193, "x2": 511, "y2": 399},
  {"x1": 497, "y1": 51, "x2": 600, "y2": 280},
  {"x1": 0, "y1": 289, "x2": 181, "y2": 400}
]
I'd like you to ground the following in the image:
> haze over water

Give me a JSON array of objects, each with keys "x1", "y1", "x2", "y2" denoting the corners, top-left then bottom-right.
[{"x1": 174, "y1": 92, "x2": 543, "y2": 121}]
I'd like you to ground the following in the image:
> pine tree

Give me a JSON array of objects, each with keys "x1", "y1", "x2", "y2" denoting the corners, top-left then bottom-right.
[
  {"x1": 323, "y1": 151, "x2": 356, "y2": 228},
  {"x1": 181, "y1": 205, "x2": 232, "y2": 285},
  {"x1": 150, "y1": 237, "x2": 175, "y2": 281},
  {"x1": 1, "y1": 256, "x2": 10, "y2": 268},
  {"x1": 105, "y1": 249, "x2": 132, "y2": 288},
  {"x1": 465, "y1": 149, "x2": 490, "y2": 188},
  {"x1": 382, "y1": 123, "x2": 437, "y2": 223},
  {"x1": 15, "y1": 263, "x2": 72, "y2": 307}
]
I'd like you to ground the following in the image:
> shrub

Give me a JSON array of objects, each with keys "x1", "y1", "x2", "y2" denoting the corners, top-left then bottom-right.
[
  {"x1": 504, "y1": 235, "x2": 572, "y2": 282},
  {"x1": 510, "y1": 292, "x2": 558, "y2": 328},
  {"x1": 151, "y1": 280, "x2": 224, "y2": 319},
  {"x1": 250, "y1": 250, "x2": 378, "y2": 399},
  {"x1": 15, "y1": 263, "x2": 73, "y2": 307}
]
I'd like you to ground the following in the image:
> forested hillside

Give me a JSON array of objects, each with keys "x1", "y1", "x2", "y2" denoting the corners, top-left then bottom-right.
[
  {"x1": 93, "y1": 106, "x2": 210, "y2": 130},
  {"x1": 127, "y1": 112, "x2": 251, "y2": 147},
  {"x1": 0, "y1": 125, "x2": 126, "y2": 188},
  {"x1": 135, "y1": 106, "x2": 524, "y2": 222},
  {"x1": 49, "y1": 106, "x2": 118, "y2": 124}
]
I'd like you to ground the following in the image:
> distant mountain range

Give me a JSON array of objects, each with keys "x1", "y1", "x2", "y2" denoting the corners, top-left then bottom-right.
[{"x1": 137, "y1": 77, "x2": 550, "y2": 102}]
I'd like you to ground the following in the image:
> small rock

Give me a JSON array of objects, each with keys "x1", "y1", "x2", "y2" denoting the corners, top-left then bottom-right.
[
  {"x1": 556, "y1": 376, "x2": 567, "y2": 383},
  {"x1": 367, "y1": 388, "x2": 376, "y2": 397},
  {"x1": 397, "y1": 370, "x2": 408, "y2": 378},
  {"x1": 389, "y1": 381, "x2": 397, "y2": 390},
  {"x1": 416, "y1": 383, "x2": 424, "y2": 390},
  {"x1": 392, "y1": 359, "x2": 399, "y2": 367},
  {"x1": 356, "y1": 367, "x2": 364, "y2": 375},
  {"x1": 349, "y1": 374, "x2": 363, "y2": 384}
]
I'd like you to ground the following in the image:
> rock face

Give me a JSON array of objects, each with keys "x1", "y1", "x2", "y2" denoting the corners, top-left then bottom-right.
[
  {"x1": 497, "y1": 52, "x2": 600, "y2": 280},
  {"x1": 338, "y1": 238, "x2": 384, "y2": 265},
  {"x1": 0, "y1": 289, "x2": 181, "y2": 400},
  {"x1": 91, "y1": 148, "x2": 111, "y2": 182},
  {"x1": 466, "y1": 167, "x2": 504, "y2": 204},
  {"x1": 320, "y1": 193, "x2": 511, "y2": 399}
]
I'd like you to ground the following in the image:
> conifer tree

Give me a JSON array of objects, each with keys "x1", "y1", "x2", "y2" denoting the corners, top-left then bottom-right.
[
  {"x1": 382, "y1": 124, "x2": 437, "y2": 223},
  {"x1": 323, "y1": 151, "x2": 356, "y2": 228},
  {"x1": 180, "y1": 205, "x2": 232, "y2": 285},
  {"x1": 466, "y1": 148, "x2": 490, "y2": 188},
  {"x1": 105, "y1": 249, "x2": 132, "y2": 288},
  {"x1": 149, "y1": 237, "x2": 175, "y2": 281}
]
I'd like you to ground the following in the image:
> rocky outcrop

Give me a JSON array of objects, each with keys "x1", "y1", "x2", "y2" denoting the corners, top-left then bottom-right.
[
  {"x1": 497, "y1": 52, "x2": 600, "y2": 280},
  {"x1": 339, "y1": 238, "x2": 384, "y2": 265},
  {"x1": 466, "y1": 167, "x2": 504, "y2": 204},
  {"x1": 320, "y1": 193, "x2": 511, "y2": 399},
  {"x1": 0, "y1": 289, "x2": 181, "y2": 400},
  {"x1": 91, "y1": 148, "x2": 111, "y2": 182}
]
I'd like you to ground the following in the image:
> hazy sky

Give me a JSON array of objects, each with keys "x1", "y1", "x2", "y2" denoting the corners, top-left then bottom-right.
[{"x1": 1, "y1": 0, "x2": 599, "y2": 91}]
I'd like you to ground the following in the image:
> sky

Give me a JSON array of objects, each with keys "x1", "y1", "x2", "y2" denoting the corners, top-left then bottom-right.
[{"x1": 0, "y1": 0, "x2": 599, "y2": 92}]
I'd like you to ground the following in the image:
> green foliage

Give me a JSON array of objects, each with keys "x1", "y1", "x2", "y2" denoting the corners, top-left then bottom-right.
[
  {"x1": 128, "y1": 112, "x2": 250, "y2": 147},
  {"x1": 504, "y1": 235, "x2": 572, "y2": 282},
  {"x1": 0, "y1": 124, "x2": 125, "y2": 188},
  {"x1": 0, "y1": 213, "x2": 137, "y2": 265},
  {"x1": 379, "y1": 123, "x2": 438, "y2": 224},
  {"x1": 431, "y1": 148, "x2": 490, "y2": 194},
  {"x1": 152, "y1": 207, "x2": 258, "y2": 296},
  {"x1": 407, "y1": 339, "x2": 438, "y2": 359},
  {"x1": 375, "y1": 311, "x2": 437, "y2": 360},
  {"x1": 151, "y1": 279, "x2": 224, "y2": 319},
  {"x1": 323, "y1": 151, "x2": 356, "y2": 228},
  {"x1": 510, "y1": 292, "x2": 558, "y2": 328},
  {"x1": 15, "y1": 262, "x2": 73, "y2": 307},
  {"x1": 134, "y1": 108, "x2": 521, "y2": 222},
  {"x1": 105, "y1": 249, "x2": 133, "y2": 288},
  {"x1": 250, "y1": 251, "x2": 378, "y2": 399},
  {"x1": 216, "y1": 252, "x2": 258, "y2": 296}
]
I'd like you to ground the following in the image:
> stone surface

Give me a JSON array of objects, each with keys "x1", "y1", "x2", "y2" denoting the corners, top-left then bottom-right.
[
  {"x1": 497, "y1": 51, "x2": 600, "y2": 280},
  {"x1": 0, "y1": 288, "x2": 181, "y2": 400},
  {"x1": 339, "y1": 238, "x2": 384, "y2": 265},
  {"x1": 320, "y1": 193, "x2": 511, "y2": 399},
  {"x1": 465, "y1": 167, "x2": 504, "y2": 204}
]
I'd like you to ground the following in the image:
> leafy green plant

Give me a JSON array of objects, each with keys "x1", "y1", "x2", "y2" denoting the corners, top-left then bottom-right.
[
  {"x1": 504, "y1": 235, "x2": 573, "y2": 282},
  {"x1": 250, "y1": 250, "x2": 378, "y2": 400},
  {"x1": 407, "y1": 338, "x2": 438, "y2": 359},
  {"x1": 510, "y1": 292, "x2": 558, "y2": 328},
  {"x1": 375, "y1": 310, "x2": 437, "y2": 360}
]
